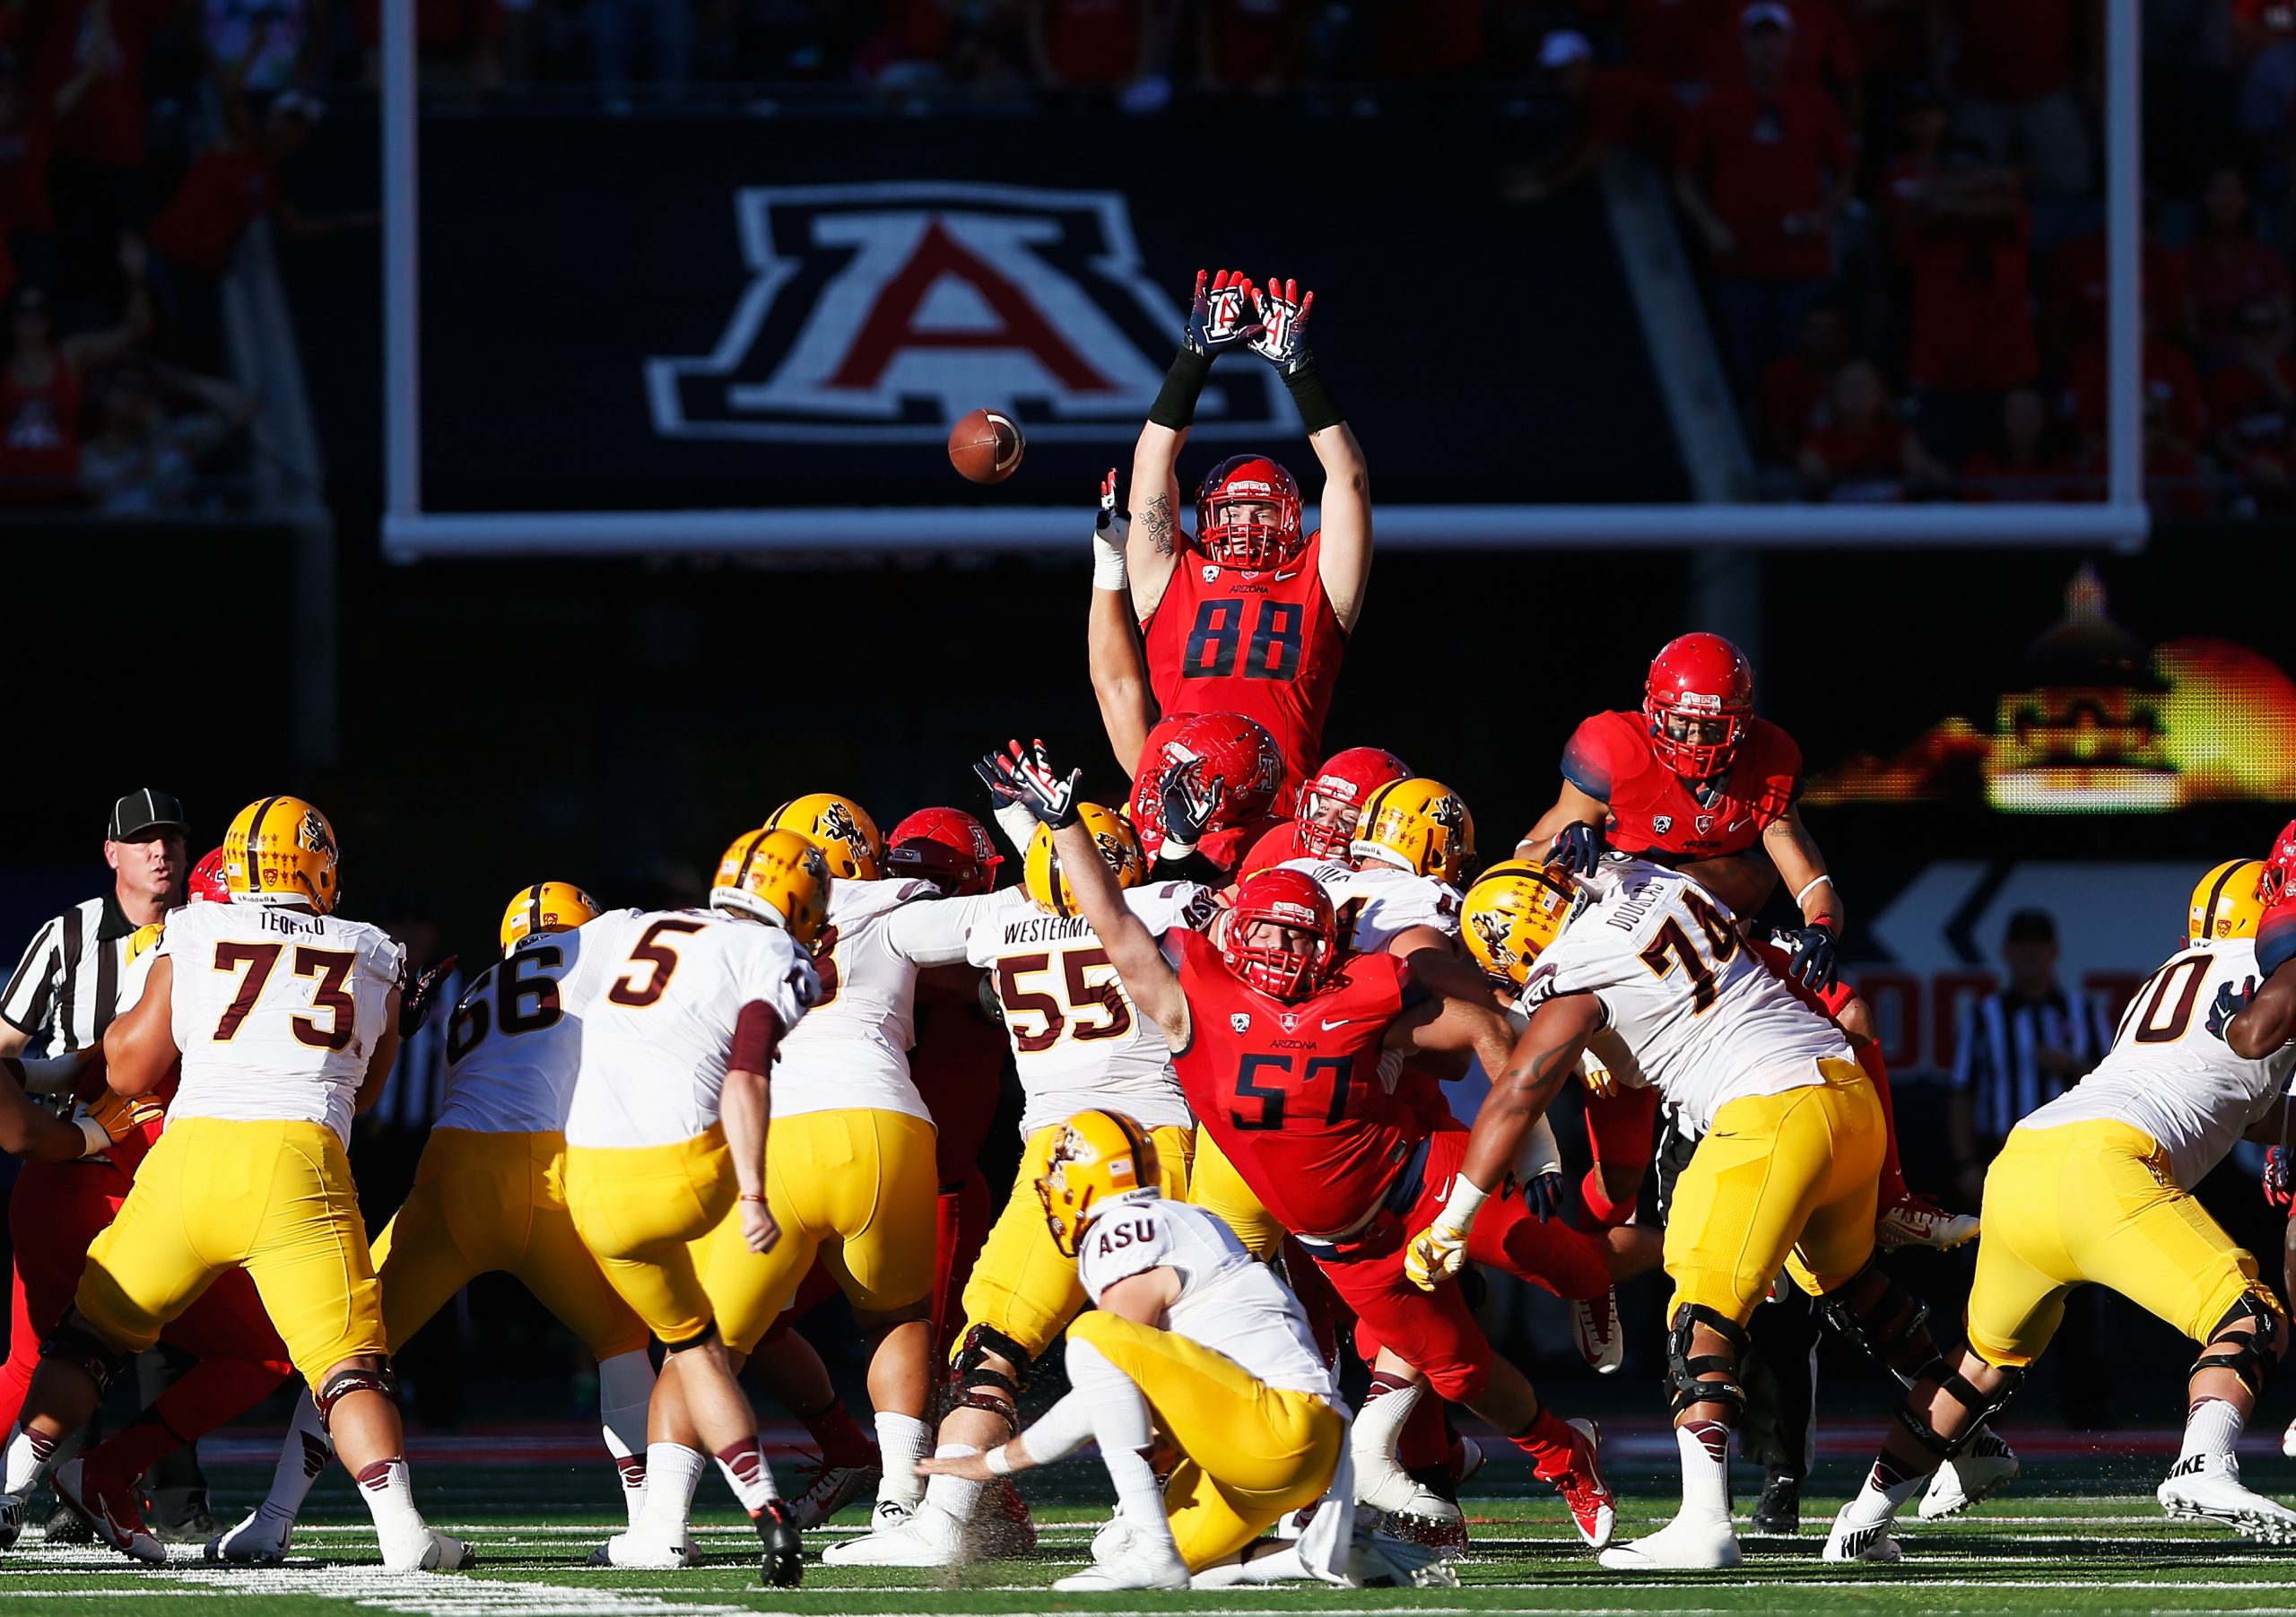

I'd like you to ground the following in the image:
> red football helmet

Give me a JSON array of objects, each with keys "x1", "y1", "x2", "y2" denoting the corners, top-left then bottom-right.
[
  {"x1": 1221, "y1": 866, "x2": 1340, "y2": 1001},
  {"x1": 1130, "y1": 712, "x2": 1285, "y2": 851},
  {"x1": 2263, "y1": 818, "x2": 2296, "y2": 909},
  {"x1": 187, "y1": 846, "x2": 230, "y2": 905},
  {"x1": 1643, "y1": 632, "x2": 1755, "y2": 780},
  {"x1": 885, "y1": 807, "x2": 1001, "y2": 897},
  {"x1": 1296, "y1": 746, "x2": 1412, "y2": 861},
  {"x1": 1196, "y1": 454, "x2": 1304, "y2": 569}
]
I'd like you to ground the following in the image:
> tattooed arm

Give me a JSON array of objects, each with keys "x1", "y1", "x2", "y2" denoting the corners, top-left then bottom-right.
[{"x1": 1127, "y1": 428, "x2": 1186, "y2": 621}]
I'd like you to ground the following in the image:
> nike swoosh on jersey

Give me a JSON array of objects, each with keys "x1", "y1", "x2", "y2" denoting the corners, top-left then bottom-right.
[
  {"x1": 1320, "y1": 1018, "x2": 1352, "y2": 1030},
  {"x1": 1275, "y1": 569, "x2": 1302, "y2": 582}
]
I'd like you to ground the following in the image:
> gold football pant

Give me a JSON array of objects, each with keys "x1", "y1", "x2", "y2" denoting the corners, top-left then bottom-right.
[
  {"x1": 74, "y1": 1118, "x2": 386, "y2": 1388},
  {"x1": 1066, "y1": 1310, "x2": 1343, "y2": 1569},
  {"x1": 1187, "y1": 1126, "x2": 1285, "y2": 1261},
  {"x1": 702, "y1": 1108, "x2": 941, "y2": 1353},
  {"x1": 1664, "y1": 1058, "x2": 1883, "y2": 1326},
  {"x1": 565, "y1": 1125, "x2": 733, "y2": 1347},
  {"x1": 371, "y1": 1127, "x2": 648, "y2": 1360},
  {"x1": 1967, "y1": 1118, "x2": 2282, "y2": 1369},
  {"x1": 957, "y1": 1122, "x2": 1194, "y2": 1363}
]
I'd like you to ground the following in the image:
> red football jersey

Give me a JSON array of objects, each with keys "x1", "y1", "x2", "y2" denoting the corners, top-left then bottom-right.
[
  {"x1": 1238, "y1": 820, "x2": 1309, "y2": 881},
  {"x1": 1142, "y1": 534, "x2": 1345, "y2": 796},
  {"x1": 1170, "y1": 931, "x2": 1421, "y2": 1238},
  {"x1": 1560, "y1": 710, "x2": 1801, "y2": 862}
]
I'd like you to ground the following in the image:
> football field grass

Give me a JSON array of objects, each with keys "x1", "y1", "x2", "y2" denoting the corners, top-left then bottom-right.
[{"x1": 9, "y1": 1449, "x2": 2296, "y2": 1617}]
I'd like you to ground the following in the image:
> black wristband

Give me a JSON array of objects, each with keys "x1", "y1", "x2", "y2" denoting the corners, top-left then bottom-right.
[
  {"x1": 1282, "y1": 360, "x2": 1344, "y2": 435},
  {"x1": 1148, "y1": 347, "x2": 1214, "y2": 430}
]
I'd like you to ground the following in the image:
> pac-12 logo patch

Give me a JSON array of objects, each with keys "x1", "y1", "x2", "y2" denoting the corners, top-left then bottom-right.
[
  {"x1": 1651, "y1": 815, "x2": 1673, "y2": 836},
  {"x1": 647, "y1": 183, "x2": 1284, "y2": 445},
  {"x1": 1230, "y1": 1013, "x2": 1252, "y2": 1034}
]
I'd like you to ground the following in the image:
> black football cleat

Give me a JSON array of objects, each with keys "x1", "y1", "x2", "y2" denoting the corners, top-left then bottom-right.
[
  {"x1": 1752, "y1": 1472, "x2": 1801, "y2": 1535},
  {"x1": 757, "y1": 1498, "x2": 803, "y2": 1587}
]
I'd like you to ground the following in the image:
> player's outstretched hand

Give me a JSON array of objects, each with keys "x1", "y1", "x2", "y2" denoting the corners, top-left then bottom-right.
[
  {"x1": 979, "y1": 739, "x2": 1081, "y2": 829},
  {"x1": 916, "y1": 1450, "x2": 996, "y2": 1482},
  {"x1": 1550, "y1": 821, "x2": 1606, "y2": 874},
  {"x1": 1097, "y1": 466, "x2": 1126, "y2": 536},
  {"x1": 1160, "y1": 759, "x2": 1224, "y2": 848},
  {"x1": 1246, "y1": 275, "x2": 1315, "y2": 373},
  {"x1": 400, "y1": 954, "x2": 460, "y2": 1037},
  {"x1": 1783, "y1": 922, "x2": 1839, "y2": 993},
  {"x1": 81, "y1": 1087, "x2": 162, "y2": 1145},
  {"x1": 1404, "y1": 1215, "x2": 1470, "y2": 1291},
  {"x1": 1183, "y1": 268, "x2": 1261, "y2": 357},
  {"x1": 2265, "y1": 1145, "x2": 2294, "y2": 1213},
  {"x1": 1523, "y1": 1169, "x2": 1567, "y2": 1222}
]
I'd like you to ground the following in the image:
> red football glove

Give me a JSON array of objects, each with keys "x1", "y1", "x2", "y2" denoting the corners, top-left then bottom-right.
[{"x1": 1247, "y1": 275, "x2": 1316, "y2": 374}]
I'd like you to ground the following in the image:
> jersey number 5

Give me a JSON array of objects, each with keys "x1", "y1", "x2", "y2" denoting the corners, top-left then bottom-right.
[
  {"x1": 609, "y1": 919, "x2": 703, "y2": 1008},
  {"x1": 1184, "y1": 598, "x2": 1303, "y2": 682}
]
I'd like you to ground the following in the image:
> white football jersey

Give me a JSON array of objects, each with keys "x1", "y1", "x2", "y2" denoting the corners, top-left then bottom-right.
[
  {"x1": 1283, "y1": 858, "x2": 1462, "y2": 953},
  {"x1": 1079, "y1": 1195, "x2": 1339, "y2": 1404},
  {"x1": 434, "y1": 917, "x2": 636, "y2": 1135},
  {"x1": 771, "y1": 879, "x2": 944, "y2": 1124},
  {"x1": 2022, "y1": 937, "x2": 2295, "y2": 1190},
  {"x1": 897, "y1": 882, "x2": 1214, "y2": 1136},
  {"x1": 566, "y1": 908, "x2": 821, "y2": 1150},
  {"x1": 1524, "y1": 858, "x2": 1851, "y2": 1134},
  {"x1": 161, "y1": 900, "x2": 404, "y2": 1145}
]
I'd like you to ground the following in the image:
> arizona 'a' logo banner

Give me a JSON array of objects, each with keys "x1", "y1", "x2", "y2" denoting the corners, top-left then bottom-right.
[{"x1": 648, "y1": 183, "x2": 1285, "y2": 443}]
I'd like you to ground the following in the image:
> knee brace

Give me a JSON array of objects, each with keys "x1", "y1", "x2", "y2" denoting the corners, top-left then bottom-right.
[
  {"x1": 1897, "y1": 1359, "x2": 2024, "y2": 1460},
  {"x1": 37, "y1": 1312, "x2": 128, "y2": 1399},
  {"x1": 952, "y1": 1322, "x2": 1033, "y2": 1395},
  {"x1": 1818, "y1": 1258, "x2": 1934, "y2": 1375},
  {"x1": 315, "y1": 1361, "x2": 400, "y2": 1430},
  {"x1": 2191, "y1": 1291, "x2": 2283, "y2": 1397},
  {"x1": 1665, "y1": 1303, "x2": 1750, "y2": 1423}
]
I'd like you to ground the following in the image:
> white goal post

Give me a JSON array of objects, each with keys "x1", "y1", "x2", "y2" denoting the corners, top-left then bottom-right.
[{"x1": 378, "y1": 0, "x2": 2147, "y2": 560}]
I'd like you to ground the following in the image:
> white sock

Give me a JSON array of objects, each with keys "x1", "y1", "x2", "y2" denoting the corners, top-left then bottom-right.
[
  {"x1": 633, "y1": 1443, "x2": 704, "y2": 1545},
  {"x1": 1193, "y1": 1542, "x2": 1306, "y2": 1586},
  {"x1": 1348, "y1": 1378, "x2": 1421, "y2": 1474},
  {"x1": 924, "y1": 1447, "x2": 986, "y2": 1528},
  {"x1": 2179, "y1": 1396, "x2": 2246, "y2": 1465},
  {"x1": 352, "y1": 1457, "x2": 428, "y2": 1555},
  {"x1": 256, "y1": 1395, "x2": 333, "y2": 1528},
  {"x1": 1064, "y1": 1336, "x2": 1177, "y2": 1555},
  {"x1": 2, "y1": 1423, "x2": 61, "y2": 1495},
  {"x1": 1840, "y1": 1454, "x2": 1926, "y2": 1529},
  {"x1": 596, "y1": 1351, "x2": 654, "y2": 1529},
  {"x1": 874, "y1": 1412, "x2": 931, "y2": 1508},
  {"x1": 1675, "y1": 1421, "x2": 1732, "y2": 1525},
  {"x1": 711, "y1": 1435, "x2": 780, "y2": 1515}
]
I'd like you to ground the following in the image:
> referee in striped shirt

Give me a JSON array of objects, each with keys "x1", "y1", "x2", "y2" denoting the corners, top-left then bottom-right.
[{"x1": 0, "y1": 787, "x2": 217, "y2": 1541}]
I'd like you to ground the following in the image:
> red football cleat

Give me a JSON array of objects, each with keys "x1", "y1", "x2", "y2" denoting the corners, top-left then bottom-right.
[
  {"x1": 1553, "y1": 1419, "x2": 1616, "y2": 1551},
  {"x1": 55, "y1": 1457, "x2": 162, "y2": 1564}
]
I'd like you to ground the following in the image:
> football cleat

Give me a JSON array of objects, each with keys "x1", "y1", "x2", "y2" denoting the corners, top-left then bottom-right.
[
  {"x1": 586, "y1": 1531, "x2": 700, "y2": 1569},
  {"x1": 55, "y1": 1458, "x2": 162, "y2": 1564},
  {"x1": 1751, "y1": 1472, "x2": 1801, "y2": 1534},
  {"x1": 204, "y1": 1507, "x2": 294, "y2": 1565},
  {"x1": 2283, "y1": 1415, "x2": 2296, "y2": 1460},
  {"x1": 2158, "y1": 1452, "x2": 2296, "y2": 1543},
  {"x1": 1573, "y1": 1290, "x2": 1625, "y2": 1374},
  {"x1": 1597, "y1": 1512, "x2": 1742, "y2": 1571},
  {"x1": 382, "y1": 1527, "x2": 474, "y2": 1573},
  {"x1": 1821, "y1": 1503, "x2": 1903, "y2": 1563},
  {"x1": 1348, "y1": 1526, "x2": 1462, "y2": 1589},
  {"x1": 153, "y1": 1500, "x2": 226, "y2": 1544},
  {"x1": 1452, "y1": 1436, "x2": 1487, "y2": 1487},
  {"x1": 45, "y1": 1500, "x2": 95, "y2": 1543},
  {"x1": 820, "y1": 1502, "x2": 965, "y2": 1568},
  {"x1": 1051, "y1": 1533, "x2": 1189, "y2": 1591},
  {"x1": 1875, "y1": 1192, "x2": 1979, "y2": 1249},
  {"x1": 0, "y1": 1492, "x2": 21, "y2": 1552},
  {"x1": 1918, "y1": 1428, "x2": 2021, "y2": 1519},
  {"x1": 787, "y1": 1458, "x2": 881, "y2": 1529},
  {"x1": 755, "y1": 1499, "x2": 802, "y2": 1587},
  {"x1": 1554, "y1": 1418, "x2": 1615, "y2": 1551}
]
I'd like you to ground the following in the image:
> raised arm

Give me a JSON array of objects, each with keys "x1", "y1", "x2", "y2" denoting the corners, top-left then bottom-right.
[
  {"x1": 1767, "y1": 803, "x2": 1843, "y2": 991},
  {"x1": 101, "y1": 955, "x2": 181, "y2": 1097},
  {"x1": 1131, "y1": 269, "x2": 1262, "y2": 621},
  {"x1": 1243, "y1": 276, "x2": 1370, "y2": 633},
  {"x1": 1085, "y1": 468, "x2": 1158, "y2": 775}
]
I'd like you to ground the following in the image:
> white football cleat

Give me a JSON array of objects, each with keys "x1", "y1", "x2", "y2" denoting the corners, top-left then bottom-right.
[
  {"x1": 204, "y1": 1507, "x2": 294, "y2": 1566},
  {"x1": 382, "y1": 1527, "x2": 474, "y2": 1573},
  {"x1": 1348, "y1": 1528, "x2": 1461, "y2": 1589},
  {"x1": 822, "y1": 1503, "x2": 965, "y2": 1568},
  {"x1": 788, "y1": 1460, "x2": 881, "y2": 1529},
  {"x1": 1875, "y1": 1193, "x2": 1979, "y2": 1250},
  {"x1": 1051, "y1": 1533, "x2": 1189, "y2": 1591},
  {"x1": 587, "y1": 1531, "x2": 700, "y2": 1569},
  {"x1": 1355, "y1": 1444, "x2": 1464, "y2": 1554},
  {"x1": 1573, "y1": 1290, "x2": 1625, "y2": 1374},
  {"x1": 2282, "y1": 1415, "x2": 2296, "y2": 1460},
  {"x1": 1822, "y1": 1503, "x2": 1903, "y2": 1562},
  {"x1": 1918, "y1": 1428, "x2": 2021, "y2": 1519},
  {"x1": 1597, "y1": 1513, "x2": 1742, "y2": 1571},
  {"x1": 2158, "y1": 1453, "x2": 2296, "y2": 1543},
  {"x1": 1454, "y1": 1436, "x2": 1487, "y2": 1487}
]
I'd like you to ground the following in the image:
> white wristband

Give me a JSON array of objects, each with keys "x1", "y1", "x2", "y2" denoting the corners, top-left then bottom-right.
[
  {"x1": 1092, "y1": 521, "x2": 1129, "y2": 592},
  {"x1": 1443, "y1": 1175, "x2": 1491, "y2": 1230},
  {"x1": 1794, "y1": 874, "x2": 1836, "y2": 908},
  {"x1": 1158, "y1": 835, "x2": 1197, "y2": 861},
  {"x1": 983, "y1": 1442, "x2": 1018, "y2": 1476},
  {"x1": 75, "y1": 1117, "x2": 110, "y2": 1158}
]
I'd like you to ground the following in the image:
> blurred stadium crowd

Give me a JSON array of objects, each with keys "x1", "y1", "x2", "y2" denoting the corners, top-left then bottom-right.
[{"x1": 10, "y1": 0, "x2": 2296, "y2": 515}]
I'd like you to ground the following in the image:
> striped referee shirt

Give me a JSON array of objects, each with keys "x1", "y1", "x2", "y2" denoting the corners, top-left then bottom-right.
[
  {"x1": 0, "y1": 892, "x2": 144, "y2": 1054},
  {"x1": 1951, "y1": 984, "x2": 2116, "y2": 1144}
]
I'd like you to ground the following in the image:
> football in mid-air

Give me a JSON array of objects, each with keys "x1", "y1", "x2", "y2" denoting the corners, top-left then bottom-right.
[{"x1": 949, "y1": 408, "x2": 1024, "y2": 483}]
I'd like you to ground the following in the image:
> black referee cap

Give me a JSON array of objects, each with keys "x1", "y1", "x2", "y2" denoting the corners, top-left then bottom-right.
[
  {"x1": 2004, "y1": 908, "x2": 2057, "y2": 945},
  {"x1": 108, "y1": 787, "x2": 188, "y2": 842}
]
